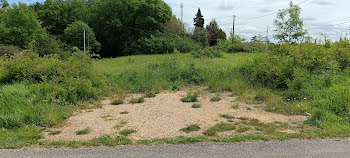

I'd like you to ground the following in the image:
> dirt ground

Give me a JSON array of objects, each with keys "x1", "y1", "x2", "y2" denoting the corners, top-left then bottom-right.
[{"x1": 44, "y1": 90, "x2": 307, "y2": 141}]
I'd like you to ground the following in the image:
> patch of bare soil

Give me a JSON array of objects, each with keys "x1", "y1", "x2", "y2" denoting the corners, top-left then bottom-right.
[{"x1": 44, "y1": 91, "x2": 307, "y2": 141}]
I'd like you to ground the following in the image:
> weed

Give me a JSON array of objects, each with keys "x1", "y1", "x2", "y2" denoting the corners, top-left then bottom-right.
[
  {"x1": 146, "y1": 93, "x2": 156, "y2": 98},
  {"x1": 130, "y1": 97, "x2": 145, "y2": 104},
  {"x1": 192, "y1": 104, "x2": 201, "y2": 108},
  {"x1": 114, "y1": 121, "x2": 128, "y2": 130},
  {"x1": 76, "y1": 128, "x2": 91, "y2": 135},
  {"x1": 210, "y1": 94, "x2": 222, "y2": 102},
  {"x1": 203, "y1": 123, "x2": 236, "y2": 136},
  {"x1": 180, "y1": 124, "x2": 201, "y2": 133},
  {"x1": 119, "y1": 129, "x2": 136, "y2": 136},
  {"x1": 232, "y1": 104, "x2": 240, "y2": 109},
  {"x1": 111, "y1": 99, "x2": 124, "y2": 105},
  {"x1": 48, "y1": 130, "x2": 61, "y2": 135},
  {"x1": 237, "y1": 126, "x2": 250, "y2": 133},
  {"x1": 220, "y1": 114, "x2": 235, "y2": 119},
  {"x1": 181, "y1": 93, "x2": 198, "y2": 103}
]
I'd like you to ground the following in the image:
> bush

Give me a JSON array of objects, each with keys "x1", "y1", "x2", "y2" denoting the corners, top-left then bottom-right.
[
  {"x1": 0, "y1": 45, "x2": 21, "y2": 56},
  {"x1": 132, "y1": 33, "x2": 200, "y2": 55},
  {"x1": 192, "y1": 47, "x2": 222, "y2": 58},
  {"x1": 216, "y1": 40, "x2": 252, "y2": 53},
  {"x1": 0, "y1": 51, "x2": 106, "y2": 129}
]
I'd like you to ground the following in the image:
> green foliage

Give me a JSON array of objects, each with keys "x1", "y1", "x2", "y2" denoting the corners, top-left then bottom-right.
[
  {"x1": 206, "y1": 20, "x2": 226, "y2": 46},
  {"x1": 76, "y1": 128, "x2": 90, "y2": 135},
  {"x1": 203, "y1": 123, "x2": 236, "y2": 136},
  {"x1": 0, "y1": 3, "x2": 46, "y2": 49},
  {"x1": 192, "y1": 104, "x2": 201, "y2": 108},
  {"x1": 111, "y1": 99, "x2": 124, "y2": 105},
  {"x1": 133, "y1": 33, "x2": 200, "y2": 54},
  {"x1": 90, "y1": 0, "x2": 172, "y2": 57},
  {"x1": 130, "y1": 97, "x2": 144, "y2": 104},
  {"x1": 0, "y1": 52, "x2": 106, "y2": 129},
  {"x1": 210, "y1": 94, "x2": 221, "y2": 102},
  {"x1": 192, "y1": 47, "x2": 222, "y2": 58},
  {"x1": 0, "y1": 45, "x2": 20, "y2": 56},
  {"x1": 192, "y1": 27, "x2": 209, "y2": 47},
  {"x1": 274, "y1": 2, "x2": 308, "y2": 43},
  {"x1": 181, "y1": 93, "x2": 199, "y2": 103},
  {"x1": 0, "y1": 126, "x2": 42, "y2": 149},
  {"x1": 64, "y1": 21, "x2": 101, "y2": 52},
  {"x1": 180, "y1": 124, "x2": 201, "y2": 133},
  {"x1": 119, "y1": 129, "x2": 136, "y2": 136}
]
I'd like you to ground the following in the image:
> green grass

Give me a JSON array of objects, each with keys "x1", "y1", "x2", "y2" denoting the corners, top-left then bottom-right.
[
  {"x1": 111, "y1": 99, "x2": 124, "y2": 105},
  {"x1": 114, "y1": 121, "x2": 128, "y2": 130},
  {"x1": 181, "y1": 93, "x2": 198, "y2": 103},
  {"x1": 203, "y1": 123, "x2": 236, "y2": 136},
  {"x1": 192, "y1": 104, "x2": 201, "y2": 108},
  {"x1": 220, "y1": 114, "x2": 235, "y2": 119},
  {"x1": 232, "y1": 104, "x2": 240, "y2": 109},
  {"x1": 210, "y1": 94, "x2": 221, "y2": 102},
  {"x1": 76, "y1": 128, "x2": 91, "y2": 135},
  {"x1": 146, "y1": 93, "x2": 156, "y2": 98},
  {"x1": 48, "y1": 130, "x2": 62, "y2": 135},
  {"x1": 180, "y1": 124, "x2": 201, "y2": 133},
  {"x1": 119, "y1": 129, "x2": 136, "y2": 136}
]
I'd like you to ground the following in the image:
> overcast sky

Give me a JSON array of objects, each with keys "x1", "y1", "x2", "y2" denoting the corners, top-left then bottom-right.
[
  {"x1": 164, "y1": 0, "x2": 350, "y2": 41},
  {"x1": 7, "y1": 0, "x2": 350, "y2": 41}
]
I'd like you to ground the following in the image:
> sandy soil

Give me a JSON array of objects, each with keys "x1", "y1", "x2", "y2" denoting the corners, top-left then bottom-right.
[{"x1": 44, "y1": 91, "x2": 307, "y2": 141}]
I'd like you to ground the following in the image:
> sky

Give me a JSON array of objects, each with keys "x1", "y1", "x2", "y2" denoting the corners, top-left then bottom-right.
[
  {"x1": 7, "y1": 0, "x2": 350, "y2": 42},
  {"x1": 164, "y1": 0, "x2": 350, "y2": 41}
]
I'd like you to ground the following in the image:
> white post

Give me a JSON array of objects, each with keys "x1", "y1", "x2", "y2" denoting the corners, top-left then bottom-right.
[{"x1": 83, "y1": 29, "x2": 86, "y2": 53}]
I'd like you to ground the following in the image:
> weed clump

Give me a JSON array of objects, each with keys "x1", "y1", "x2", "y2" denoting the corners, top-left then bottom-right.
[
  {"x1": 192, "y1": 104, "x2": 201, "y2": 108},
  {"x1": 119, "y1": 129, "x2": 136, "y2": 136},
  {"x1": 210, "y1": 94, "x2": 221, "y2": 102},
  {"x1": 130, "y1": 97, "x2": 144, "y2": 104},
  {"x1": 180, "y1": 124, "x2": 201, "y2": 133},
  {"x1": 203, "y1": 123, "x2": 236, "y2": 136},
  {"x1": 76, "y1": 128, "x2": 90, "y2": 135},
  {"x1": 181, "y1": 93, "x2": 198, "y2": 103},
  {"x1": 111, "y1": 99, "x2": 124, "y2": 105}
]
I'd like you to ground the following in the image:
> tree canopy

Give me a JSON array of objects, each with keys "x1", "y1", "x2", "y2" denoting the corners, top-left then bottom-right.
[
  {"x1": 273, "y1": 2, "x2": 308, "y2": 43},
  {"x1": 206, "y1": 20, "x2": 226, "y2": 46}
]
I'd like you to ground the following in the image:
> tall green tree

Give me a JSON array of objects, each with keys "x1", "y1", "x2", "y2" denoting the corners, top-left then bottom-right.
[
  {"x1": 31, "y1": 0, "x2": 89, "y2": 36},
  {"x1": 273, "y1": 2, "x2": 308, "y2": 43},
  {"x1": 90, "y1": 0, "x2": 172, "y2": 57},
  {"x1": 64, "y1": 21, "x2": 101, "y2": 52},
  {"x1": 206, "y1": 20, "x2": 226, "y2": 46},
  {"x1": 194, "y1": 8, "x2": 204, "y2": 28},
  {"x1": 192, "y1": 27, "x2": 209, "y2": 47},
  {"x1": 0, "y1": 3, "x2": 46, "y2": 49}
]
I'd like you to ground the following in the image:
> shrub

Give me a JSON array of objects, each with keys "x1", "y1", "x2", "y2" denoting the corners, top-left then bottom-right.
[
  {"x1": 132, "y1": 33, "x2": 200, "y2": 55},
  {"x1": 0, "y1": 51, "x2": 106, "y2": 129},
  {"x1": 76, "y1": 128, "x2": 90, "y2": 135},
  {"x1": 192, "y1": 104, "x2": 201, "y2": 108},
  {"x1": 192, "y1": 47, "x2": 222, "y2": 58},
  {"x1": 216, "y1": 40, "x2": 252, "y2": 53},
  {"x1": 111, "y1": 99, "x2": 124, "y2": 105},
  {"x1": 0, "y1": 45, "x2": 21, "y2": 56}
]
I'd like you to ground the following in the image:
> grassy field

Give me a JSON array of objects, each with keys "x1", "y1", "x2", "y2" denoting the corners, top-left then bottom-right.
[{"x1": 1, "y1": 50, "x2": 350, "y2": 149}]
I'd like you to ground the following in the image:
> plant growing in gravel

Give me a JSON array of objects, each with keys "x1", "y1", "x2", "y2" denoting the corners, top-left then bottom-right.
[
  {"x1": 192, "y1": 104, "x2": 201, "y2": 108},
  {"x1": 114, "y1": 121, "x2": 128, "y2": 130},
  {"x1": 76, "y1": 128, "x2": 91, "y2": 135},
  {"x1": 181, "y1": 93, "x2": 198, "y2": 103},
  {"x1": 232, "y1": 104, "x2": 240, "y2": 109},
  {"x1": 130, "y1": 97, "x2": 145, "y2": 104},
  {"x1": 111, "y1": 99, "x2": 124, "y2": 105},
  {"x1": 146, "y1": 93, "x2": 156, "y2": 98},
  {"x1": 203, "y1": 123, "x2": 236, "y2": 136},
  {"x1": 48, "y1": 130, "x2": 61, "y2": 135},
  {"x1": 237, "y1": 126, "x2": 250, "y2": 133},
  {"x1": 210, "y1": 94, "x2": 221, "y2": 102},
  {"x1": 220, "y1": 114, "x2": 235, "y2": 119},
  {"x1": 180, "y1": 124, "x2": 201, "y2": 133},
  {"x1": 119, "y1": 129, "x2": 136, "y2": 136}
]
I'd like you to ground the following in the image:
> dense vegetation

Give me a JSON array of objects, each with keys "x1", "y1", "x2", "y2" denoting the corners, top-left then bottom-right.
[{"x1": 1, "y1": 0, "x2": 350, "y2": 149}]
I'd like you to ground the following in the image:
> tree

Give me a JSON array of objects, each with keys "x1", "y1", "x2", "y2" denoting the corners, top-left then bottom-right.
[
  {"x1": 90, "y1": 0, "x2": 172, "y2": 57},
  {"x1": 192, "y1": 27, "x2": 209, "y2": 47},
  {"x1": 0, "y1": 3, "x2": 46, "y2": 49},
  {"x1": 206, "y1": 20, "x2": 226, "y2": 46},
  {"x1": 194, "y1": 8, "x2": 204, "y2": 28},
  {"x1": 162, "y1": 17, "x2": 185, "y2": 36},
  {"x1": 0, "y1": 0, "x2": 9, "y2": 9},
  {"x1": 251, "y1": 34, "x2": 263, "y2": 43},
  {"x1": 64, "y1": 21, "x2": 101, "y2": 52},
  {"x1": 273, "y1": 2, "x2": 308, "y2": 43}
]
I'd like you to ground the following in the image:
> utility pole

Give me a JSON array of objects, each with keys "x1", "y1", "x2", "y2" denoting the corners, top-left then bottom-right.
[
  {"x1": 87, "y1": 32, "x2": 90, "y2": 52},
  {"x1": 83, "y1": 29, "x2": 86, "y2": 53},
  {"x1": 180, "y1": 0, "x2": 183, "y2": 23},
  {"x1": 265, "y1": 26, "x2": 269, "y2": 44},
  {"x1": 232, "y1": 15, "x2": 236, "y2": 44}
]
